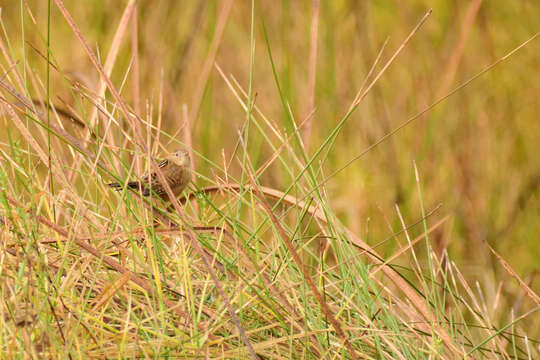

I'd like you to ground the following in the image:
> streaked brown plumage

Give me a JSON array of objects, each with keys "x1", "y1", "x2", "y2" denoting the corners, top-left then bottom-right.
[{"x1": 108, "y1": 149, "x2": 191, "y2": 201}]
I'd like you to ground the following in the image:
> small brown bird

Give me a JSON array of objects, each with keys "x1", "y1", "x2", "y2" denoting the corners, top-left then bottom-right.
[{"x1": 108, "y1": 149, "x2": 191, "y2": 201}]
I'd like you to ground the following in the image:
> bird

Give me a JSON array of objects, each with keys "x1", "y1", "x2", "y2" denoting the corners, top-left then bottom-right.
[{"x1": 108, "y1": 149, "x2": 192, "y2": 201}]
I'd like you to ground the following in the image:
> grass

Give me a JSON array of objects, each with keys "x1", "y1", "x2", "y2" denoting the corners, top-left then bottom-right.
[{"x1": 0, "y1": 0, "x2": 539, "y2": 358}]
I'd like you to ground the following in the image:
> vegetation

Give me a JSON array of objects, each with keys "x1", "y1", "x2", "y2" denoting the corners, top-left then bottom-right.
[{"x1": 0, "y1": 1, "x2": 538, "y2": 358}]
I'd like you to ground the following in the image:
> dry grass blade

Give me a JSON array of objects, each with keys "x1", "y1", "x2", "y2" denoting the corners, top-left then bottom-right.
[
  {"x1": 3, "y1": 2, "x2": 538, "y2": 357},
  {"x1": 87, "y1": 0, "x2": 136, "y2": 140},
  {"x1": 241, "y1": 175, "x2": 362, "y2": 359},
  {"x1": 181, "y1": 183, "x2": 462, "y2": 355},
  {"x1": 369, "y1": 214, "x2": 451, "y2": 278},
  {"x1": 166, "y1": 0, "x2": 233, "y2": 148},
  {"x1": 0, "y1": 80, "x2": 106, "y2": 169},
  {"x1": 140, "y1": 148, "x2": 259, "y2": 358},
  {"x1": 302, "y1": 0, "x2": 320, "y2": 149},
  {"x1": 0, "y1": 101, "x2": 100, "y2": 225},
  {"x1": 487, "y1": 244, "x2": 540, "y2": 308},
  {"x1": 63, "y1": 0, "x2": 136, "y2": 185},
  {"x1": 188, "y1": 0, "x2": 233, "y2": 127},
  {"x1": 53, "y1": 0, "x2": 146, "y2": 151},
  {"x1": 131, "y1": 4, "x2": 140, "y2": 116},
  {"x1": 3, "y1": 195, "x2": 198, "y2": 326},
  {"x1": 91, "y1": 272, "x2": 131, "y2": 311},
  {"x1": 350, "y1": 9, "x2": 432, "y2": 110},
  {"x1": 436, "y1": 0, "x2": 483, "y2": 99},
  {"x1": 324, "y1": 31, "x2": 540, "y2": 188},
  {"x1": 0, "y1": 35, "x2": 25, "y2": 92},
  {"x1": 182, "y1": 105, "x2": 198, "y2": 210},
  {"x1": 195, "y1": 225, "x2": 324, "y2": 357}
]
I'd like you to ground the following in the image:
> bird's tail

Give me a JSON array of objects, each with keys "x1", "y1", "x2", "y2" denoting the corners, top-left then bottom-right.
[
  {"x1": 107, "y1": 182, "x2": 122, "y2": 190},
  {"x1": 107, "y1": 181, "x2": 142, "y2": 191}
]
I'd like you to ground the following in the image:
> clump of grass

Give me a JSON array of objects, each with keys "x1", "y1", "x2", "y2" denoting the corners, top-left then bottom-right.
[{"x1": 0, "y1": 1, "x2": 538, "y2": 358}]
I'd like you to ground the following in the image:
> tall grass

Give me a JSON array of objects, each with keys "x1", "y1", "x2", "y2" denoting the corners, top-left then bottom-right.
[{"x1": 0, "y1": 0, "x2": 538, "y2": 358}]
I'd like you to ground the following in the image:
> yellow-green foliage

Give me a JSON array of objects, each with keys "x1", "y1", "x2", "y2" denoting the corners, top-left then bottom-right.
[{"x1": 0, "y1": 1, "x2": 538, "y2": 358}]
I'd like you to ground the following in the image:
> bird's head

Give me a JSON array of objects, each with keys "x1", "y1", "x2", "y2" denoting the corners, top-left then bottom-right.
[{"x1": 168, "y1": 149, "x2": 191, "y2": 167}]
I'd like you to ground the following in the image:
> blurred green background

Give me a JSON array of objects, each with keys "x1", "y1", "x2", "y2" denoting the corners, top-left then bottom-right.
[{"x1": 2, "y1": 0, "x2": 539, "y2": 290}]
